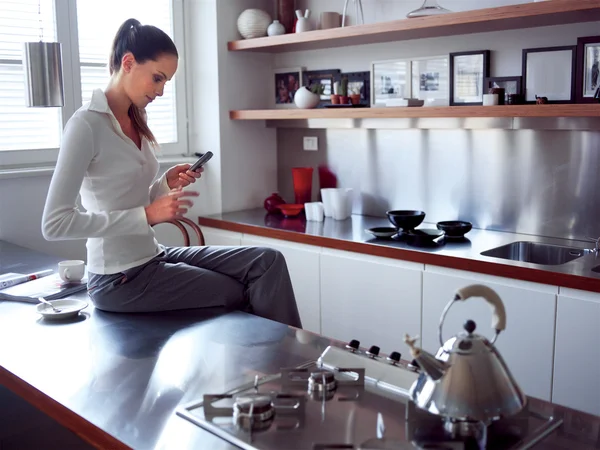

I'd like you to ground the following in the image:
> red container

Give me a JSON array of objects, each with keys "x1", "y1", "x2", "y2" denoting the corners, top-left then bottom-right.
[
  {"x1": 264, "y1": 192, "x2": 286, "y2": 213},
  {"x1": 292, "y1": 167, "x2": 313, "y2": 205},
  {"x1": 278, "y1": 0, "x2": 296, "y2": 34}
]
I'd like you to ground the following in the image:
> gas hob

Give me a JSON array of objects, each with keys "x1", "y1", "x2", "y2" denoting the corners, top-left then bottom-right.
[{"x1": 177, "y1": 341, "x2": 562, "y2": 450}]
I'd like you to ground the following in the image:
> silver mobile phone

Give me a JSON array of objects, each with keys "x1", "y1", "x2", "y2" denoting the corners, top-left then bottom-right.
[{"x1": 190, "y1": 151, "x2": 213, "y2": 171}]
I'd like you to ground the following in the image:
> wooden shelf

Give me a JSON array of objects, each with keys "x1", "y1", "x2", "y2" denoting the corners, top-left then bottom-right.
[
  {"x1": 228, "y1": 0, "x2": 600, "y2": 53},
  {"x1": 230, "y1": 104, "x2": 600, "y2": 121}
]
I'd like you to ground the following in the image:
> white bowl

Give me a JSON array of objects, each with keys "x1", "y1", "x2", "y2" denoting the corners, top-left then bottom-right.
[{"x1": 36, "y1": 299, "x2": 88, "y2": 321}]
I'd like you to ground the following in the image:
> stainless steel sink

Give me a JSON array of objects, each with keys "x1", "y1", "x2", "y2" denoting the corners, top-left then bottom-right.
[{"x1": 481, "y1": 241, "x2": 588, "y2": 265}]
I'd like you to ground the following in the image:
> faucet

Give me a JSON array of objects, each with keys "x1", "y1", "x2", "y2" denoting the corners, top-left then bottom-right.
[{"x1": 585, "y1": 236, "x2": 600, "y2": 254}]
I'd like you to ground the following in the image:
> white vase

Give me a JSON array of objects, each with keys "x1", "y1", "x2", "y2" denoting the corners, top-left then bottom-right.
[
  {"x1": 237, "y1": 9, "x2": 271, "y2": 39},
  {"x1": 267, "y1": 20, "x2": 286, "y2": 36},
  {"x1": 294, "y1": 87, "x2": 320, "y2": 109},
  {"x1": 295, "y1": 9, "x2": 313, "y2": 33}
]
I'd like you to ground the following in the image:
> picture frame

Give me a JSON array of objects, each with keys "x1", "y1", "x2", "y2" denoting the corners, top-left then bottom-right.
[
  {"x1": 338, "y1": 71, "x2": 371, "y2": 106},
  {"x1": 576, "y1": 36, "x2": 600, "y2": 103},
  {"x1": 410, "y1": 55, "x2": 450, "y2": 106},
  {"x1": 522, "y1": 46, "x2": 576, "y2": 104},
  {"x1": 302, "y1": 69, "x2": 341, "y2": 107},
  {"x1": 371, "y1": 59, "x2": 411, "y2": 107},
  {"x1": 274, "y1": 67, "x2": 303, "y2": 108},
  {"x1": 449, "y1": 50, "x2": 490, "y2": 106},
  {"x1": 484, "y1": 76, "x2": 523, "y2": 103}
]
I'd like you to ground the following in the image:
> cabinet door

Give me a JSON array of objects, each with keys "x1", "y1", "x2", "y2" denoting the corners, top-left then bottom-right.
[
  {"x1": 201, "y1": 226, "x2": 242, "y2": 246},
  {"x1": 422, "y1": 266, "x2": 557, "y2": 402},
  {"x1": 320, "y1": 248, "x2": 423, "y2": 359},
  {"x1": 553, "y1": 288, "x2": 600, "y2": 416},
  {"x1": 241, "y1": 235, "x2": 321, "y2": 334}
]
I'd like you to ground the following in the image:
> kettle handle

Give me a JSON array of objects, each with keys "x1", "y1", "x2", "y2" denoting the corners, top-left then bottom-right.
[{"x1": 438, "y1": 284, "x2": 507, "y2": 347}]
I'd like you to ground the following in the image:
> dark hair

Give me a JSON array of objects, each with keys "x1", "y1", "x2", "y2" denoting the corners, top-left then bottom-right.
[{"x1": 109, "y1": 18, "x2": 178, "y2": 145}]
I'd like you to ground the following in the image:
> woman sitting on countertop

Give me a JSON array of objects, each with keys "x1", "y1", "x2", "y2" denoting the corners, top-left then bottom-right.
[{"x1": 41, "y1": 18, "x2": 302, "y2": 328}]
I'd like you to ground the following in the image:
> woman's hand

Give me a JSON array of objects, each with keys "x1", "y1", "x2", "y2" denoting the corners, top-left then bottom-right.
[
  {"x1": 145, "y1": 187, "x2": 199, "y2": 225},
  {"x1": 166, "y1": 163, "x2": 203, "y2": 189}
]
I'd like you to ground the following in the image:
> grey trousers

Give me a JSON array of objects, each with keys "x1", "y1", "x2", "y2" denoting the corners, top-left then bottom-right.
[{"x1": 87, "y1": 245, "x2": 302, "y2": 328}]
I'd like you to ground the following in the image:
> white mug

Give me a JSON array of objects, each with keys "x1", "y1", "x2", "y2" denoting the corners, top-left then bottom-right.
[
  {"x1": 483, "y1": 93, "x2": 499, "y2": 106},
  {"x1": 58, "y1": 260, "x2": 85, "y2": 283},
  {"x1": 305, "y1": 202, "x2": 325, "y2": 222}
]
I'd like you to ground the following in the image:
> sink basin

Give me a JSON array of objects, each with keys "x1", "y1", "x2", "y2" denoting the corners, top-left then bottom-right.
[{"x1": 481, "y1": 241, "x2": 587, "y2": 265}]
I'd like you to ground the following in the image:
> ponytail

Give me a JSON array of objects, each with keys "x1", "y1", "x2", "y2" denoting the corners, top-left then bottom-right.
[{"x1": 109, "y1": 18, "x2": 178, "y2": 146}]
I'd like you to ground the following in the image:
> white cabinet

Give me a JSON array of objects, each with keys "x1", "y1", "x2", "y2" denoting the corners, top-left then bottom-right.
[
  {"x1": 201, "y1": 226, "x2": 242, "y2": 246},
  {"x1": 553, "y1": 288, "x2": 600, "y2": 416},
  {"x1": 320, "y1": 248, "x2": 423, "y2": 359},
  {"x1": 241, "y1": 235, "x2": 321, "y2": 334},
  {"x1": 422, "y1": 266, "x2": 557, "y2": 402}
]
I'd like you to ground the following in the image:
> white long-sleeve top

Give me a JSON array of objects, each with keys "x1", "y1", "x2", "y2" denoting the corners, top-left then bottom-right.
[{"x1": 42, "y1": 89, "x2": 170, "y2": 274}]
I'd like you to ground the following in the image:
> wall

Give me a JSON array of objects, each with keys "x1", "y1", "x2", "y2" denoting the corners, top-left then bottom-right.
[
  {"x1": 273, "y1": 3, "x2": 600, "y2": 241},
  {"x1": 215, "y1": 1, "x2": 278, "y2": 213}
]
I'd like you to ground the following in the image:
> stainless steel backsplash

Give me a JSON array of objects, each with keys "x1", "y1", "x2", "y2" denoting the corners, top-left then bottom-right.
[{"x1": 277, "y1": 129, "x2": 600, "y2": 241}]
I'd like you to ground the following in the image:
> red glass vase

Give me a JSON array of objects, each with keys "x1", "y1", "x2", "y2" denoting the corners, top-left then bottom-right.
[{"x1": 292, "y1": 167, "x2": 313, "y2": 205}]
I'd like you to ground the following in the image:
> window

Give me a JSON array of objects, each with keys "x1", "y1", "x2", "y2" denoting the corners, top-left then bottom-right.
[
  {"x1": 0, "y1": 0, "x2": 61, "y2": 152},
  {"x1": 0, "y1": 0, "x2": 187, "y2": 167},
  {"x1": 76, "y1": 0, "x2": 178, "y2": 145}
]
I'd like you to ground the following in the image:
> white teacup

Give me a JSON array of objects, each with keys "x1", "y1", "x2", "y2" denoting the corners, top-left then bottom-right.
[{"x1": 58, "y1": 260, "x2": 85, "y2": 283}]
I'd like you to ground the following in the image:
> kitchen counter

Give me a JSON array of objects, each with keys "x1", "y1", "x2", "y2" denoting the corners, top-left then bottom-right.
[
  {"x1": 197, "y1": 209, "x2": 600, "y2": 293},
  {"x1": 1, "y1": 240, "x2": 599, "y2": 449}
]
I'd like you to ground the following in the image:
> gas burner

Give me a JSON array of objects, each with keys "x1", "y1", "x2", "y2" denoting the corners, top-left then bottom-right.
[
  {"x1": 232, "y1": 394, "x2": 275, "y2": 431},
  {"x1": 308, "y1": 370, "x2": 337, "y2": 393}
]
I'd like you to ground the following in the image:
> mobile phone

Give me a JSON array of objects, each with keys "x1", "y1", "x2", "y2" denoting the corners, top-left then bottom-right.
[{"x1": 190, "y1": 151, "x2": 213, "y2": 171}]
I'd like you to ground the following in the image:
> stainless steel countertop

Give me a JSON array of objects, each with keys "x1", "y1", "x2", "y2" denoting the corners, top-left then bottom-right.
[
  {"x1": 199, "y1": 209, "x2": 600, "y2": 287},
  {"x1": 0, "y1": 240, "x2": 598, "y2": 450}
]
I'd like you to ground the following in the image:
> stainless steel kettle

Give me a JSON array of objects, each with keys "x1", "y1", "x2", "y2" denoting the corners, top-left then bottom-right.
[{"x1": 404, "y1": 284, "x2": 526, "y2": 424}]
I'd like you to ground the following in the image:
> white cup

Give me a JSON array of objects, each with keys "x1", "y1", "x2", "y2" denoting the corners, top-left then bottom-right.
[
  {"x1": 320, "y1": 188, "x2": 335, "y2": 218},
  {"x1": 58, "y1": 260, "x2": 85, "y2": 283},
  {"x1": 483, "y1": 93, "x2": 499, "y2": 106},
  {"x1": 305, "y1": 202, "x2": 324, "y2": 222},
  {"x1": 329, "y1": 188, "x2": 353, "y2": 220}
]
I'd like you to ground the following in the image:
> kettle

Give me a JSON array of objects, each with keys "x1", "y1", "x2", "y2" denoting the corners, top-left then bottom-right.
[{"x1": 404, "y1": 284, "x2": 526, "y2": 424}]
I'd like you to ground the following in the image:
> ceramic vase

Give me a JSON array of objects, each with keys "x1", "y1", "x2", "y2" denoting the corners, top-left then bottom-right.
[
  {"x1": 295, "y1": 9, "x2": 312, "y2": 33},
  {"x1": 294, "y1": 86, "x2": 320, "y2": 109},
  {"x1": 267, "y1": 20, "x2": 286, "y2": 36},
  {"x1": 278, "y1": 0, "x2": 296, "y2": 33},
  {"x1": 264, "y1": 192, "x2": 286, "y2": 213},
  {"x1": 292, "y1": 167, "x2": 313, "y2": 204},
  {"x1": 237, "y1": 9, "x2": 272, "y2": 39}
]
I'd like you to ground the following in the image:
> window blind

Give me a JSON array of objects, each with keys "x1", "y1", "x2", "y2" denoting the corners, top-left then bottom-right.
[
  {"x1": 76, "y1": 0, "x2": 178, "y2": 144},
  {"x1": 0, "y1": 0, "x2": 61, "y2": 151}
]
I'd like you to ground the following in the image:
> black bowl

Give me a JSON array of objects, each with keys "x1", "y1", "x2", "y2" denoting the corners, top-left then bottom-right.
[
  {"x1": 436, "y1": 220, "x2": 472, "y2": 238},
  {"x1": 386, "y1": 210, "x2": 426, "y2": 231}
]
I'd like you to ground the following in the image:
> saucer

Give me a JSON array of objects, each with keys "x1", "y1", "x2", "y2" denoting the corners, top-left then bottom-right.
[
  {"x1": 36, "y1": 299, "x2": 88, "y2": 321},
  {"x1": 366, "y1": 227, "x2": 398, "y2": 239}
]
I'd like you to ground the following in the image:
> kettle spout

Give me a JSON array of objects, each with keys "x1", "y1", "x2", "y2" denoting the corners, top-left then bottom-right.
[{"x1": 404, "y1": 334, "x2": 449, "y2": 381}]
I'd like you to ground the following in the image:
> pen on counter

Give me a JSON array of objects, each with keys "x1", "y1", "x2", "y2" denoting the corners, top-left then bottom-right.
[{"x1": 0, "y1": 269, "x2": 54, "y2": 289}]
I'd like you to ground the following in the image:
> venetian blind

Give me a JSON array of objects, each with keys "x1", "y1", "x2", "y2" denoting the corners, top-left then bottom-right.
[
  {"x1": 0, "y1": 0, "x2": 61, "y2": 151},
  {"x1": 76, "y1": 0, "x2": 178, "y2": 144}
]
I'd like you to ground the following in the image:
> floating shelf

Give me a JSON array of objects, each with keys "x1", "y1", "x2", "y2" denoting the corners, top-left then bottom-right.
[
  {"x1": 228, "y1": 0, "x2": 600, "y2": 53},
  {"x1": 230, "y1": 105, "x2": 600, "y2": 120}
]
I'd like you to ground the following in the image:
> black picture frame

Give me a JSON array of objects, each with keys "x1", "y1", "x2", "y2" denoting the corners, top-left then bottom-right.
[
  {"x1": 522, "y1": 46, "x2": 576, "y2": 104},
  {"x1": 337, "y1": 71, "x2": 371, "y2": 106},
  {"x1": 484, "y1": 76, "x2": 522, "y2": 103},
  {"x1": 449, "y1": 50, "x2": 490, "y2": 106},
  {"x1": 302, "y1": 69, "x2": 341, "y2": 107},
  {"x1": 576, "y1": 36, "x2": 600, "y2": 104}
]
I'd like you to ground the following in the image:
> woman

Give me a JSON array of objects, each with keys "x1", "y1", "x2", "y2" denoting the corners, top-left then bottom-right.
[{"x1": 41, "y1": 18, "x2": 302, "y2": 328}]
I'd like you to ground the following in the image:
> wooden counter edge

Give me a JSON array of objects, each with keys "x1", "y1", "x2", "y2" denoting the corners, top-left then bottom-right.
[
  {"x1": 0, "y1": 365, "x2": 131, "y2": 450},
  {"x1": 197, "y1": 216, "x2": 600, "y2": 294}
]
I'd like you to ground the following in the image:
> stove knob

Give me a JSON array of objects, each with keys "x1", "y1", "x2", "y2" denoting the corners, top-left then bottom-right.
[
  {"x1": 387, "y1": 351, "x2": 401, "y2": 365},
  {"x1": 366, "y1": 345, "x2": 380, "y2": 358},
  {"x1": 345, "y1": 339, "x2": 360, "y2": 352}
]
